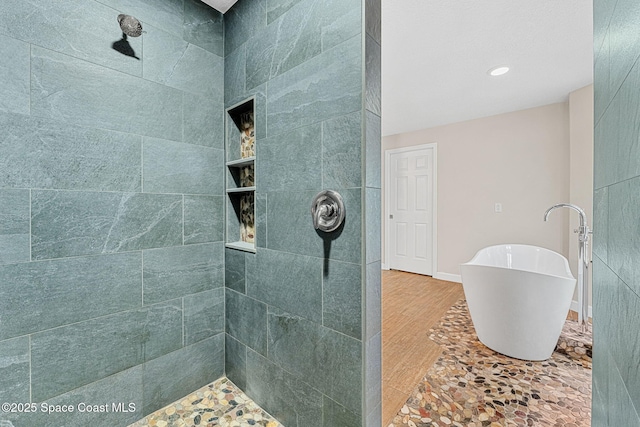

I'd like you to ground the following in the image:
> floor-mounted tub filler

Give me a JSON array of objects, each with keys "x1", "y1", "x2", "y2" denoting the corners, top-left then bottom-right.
[{"x1": 460, "y1": 244, "x2": 576, "y2": 361}]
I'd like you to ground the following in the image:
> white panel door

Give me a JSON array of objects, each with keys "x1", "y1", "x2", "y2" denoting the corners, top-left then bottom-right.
[{"x1": 388, "y1": 148, "x2": 434, "y2": 275}]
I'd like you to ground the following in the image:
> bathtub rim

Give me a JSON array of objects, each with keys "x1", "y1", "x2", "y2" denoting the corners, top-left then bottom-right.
[{"x1": 461, "y1": 243, "x2": 575, "y2": 281}]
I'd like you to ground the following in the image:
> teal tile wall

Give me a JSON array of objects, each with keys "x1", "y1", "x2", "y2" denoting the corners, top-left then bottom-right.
[
  {"x1": 31, "y1": 300, "x2": 183, "y2": 401},
  {"x1": 0, "y1": 190, "x2": 30, "y2": 265},
  {"x1": 31, "y1": 47, "x2": 184, "y2": 141},
  {"x1": 364, "y1": 1, "x2": 383, "y2": 424},
  {"x1": 0, "y1": 34, "x2": 30, "y2": 115},
  {"x1": 0, "y1": 0, "x2": 144, "y2": 76},
  {"x1": 594, "y1": 0, "x2": 640, "y2": 424},
  {"x1": 0, "y1": 0, "x2": 225, "y2": 423},
  {"x1": 0, "y1": 253, "x2": 141, "y2": 340},
  {"x1": 223, "y1": 0, "x2": 381, "y2": 425},
  {"x1": 0, "y1": 337, "x2": 30, "y2": 403},
  {"x1": 0, "y1": 113, "x2": 142, "y2": 192},
  {"x1": 245, "y1": 349, "x2": 323, "y2": 427}
]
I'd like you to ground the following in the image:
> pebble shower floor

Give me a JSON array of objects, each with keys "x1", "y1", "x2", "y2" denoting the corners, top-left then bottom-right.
[{"x1": 130, "y1": 378, "x2": 283, "y2": 427}]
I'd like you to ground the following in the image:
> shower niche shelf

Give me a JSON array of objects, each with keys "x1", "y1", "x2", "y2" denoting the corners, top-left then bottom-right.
[{"x1": 225, "y1": 98, "x2": 256, "y2": 253}]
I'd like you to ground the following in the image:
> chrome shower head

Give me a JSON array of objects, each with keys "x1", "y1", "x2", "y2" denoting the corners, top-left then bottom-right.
[{"x1": 117, "y1": 14, "x2": 143, "y2": 37}]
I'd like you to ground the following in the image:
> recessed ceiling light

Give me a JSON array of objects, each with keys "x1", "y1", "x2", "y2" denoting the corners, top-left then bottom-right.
[{"x1": 488, "y1": 66, "x2": 510, "y2": 76}]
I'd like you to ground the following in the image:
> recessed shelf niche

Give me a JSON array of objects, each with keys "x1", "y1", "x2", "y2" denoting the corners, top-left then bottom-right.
[{"x1": 225, "y1": 98, "x2": 256, "y2": 253}]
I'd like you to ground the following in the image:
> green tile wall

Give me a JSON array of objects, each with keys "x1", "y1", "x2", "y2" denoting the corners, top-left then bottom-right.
[
  {"x1": 0, "y1": 0, "x2": 225, "y2": 423},
  {"x1": 0, "y1": 0, "x2": 382, "y2": 425},
  {"x1": 223, "y1": 0, "x2": 381, "y2": 425},
  {"x1": 594, "y1": 0, "x2": 640, "y2": 424}
]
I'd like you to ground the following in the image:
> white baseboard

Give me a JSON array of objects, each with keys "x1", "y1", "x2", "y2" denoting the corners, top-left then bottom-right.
[
  {"x1": 570, "y1": 301, "x2": 593, "y2": 319},
  {"x1": 381, "y1": 263, "x2": 390, "y2": 270},
  {"x1": 433, "y1": 272, "x2": 462, "y2": 283}
]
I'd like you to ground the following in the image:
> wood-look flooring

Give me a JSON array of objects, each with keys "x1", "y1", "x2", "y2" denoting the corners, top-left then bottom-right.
[{"x1": 382, "y1": 270, "x2": 465, "y2": 426}]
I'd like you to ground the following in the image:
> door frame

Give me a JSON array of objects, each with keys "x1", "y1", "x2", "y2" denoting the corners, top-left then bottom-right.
[{"x1": 384, "y1": 142, "x2": 438, "y2": 276}]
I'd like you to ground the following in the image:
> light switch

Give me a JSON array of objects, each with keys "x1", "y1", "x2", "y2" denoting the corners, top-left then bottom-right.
[{"x1": 495, "y1": 203, "x2": 503, "y2": 213}]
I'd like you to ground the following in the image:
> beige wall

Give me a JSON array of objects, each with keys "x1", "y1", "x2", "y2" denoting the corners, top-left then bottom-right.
[
  {"x1": 383, "y1": 102, "x2": 573, "y2": 277},
  {"x1": 568, "y1": 84, "x2": 594, "y2": 306}
]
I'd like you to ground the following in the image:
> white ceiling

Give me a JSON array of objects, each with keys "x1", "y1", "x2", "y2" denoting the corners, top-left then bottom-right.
[
  {"x1": 200, "y1": 0, "x2": 238, "y2": 13},
  {"x1": 382, "y1": 0, "x2": 593, "y2": 136}
]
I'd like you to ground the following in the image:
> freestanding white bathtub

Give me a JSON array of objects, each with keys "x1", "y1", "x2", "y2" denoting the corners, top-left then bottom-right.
[{"x1": 459, "y1": 244, "x2": 576, "y2": 361}]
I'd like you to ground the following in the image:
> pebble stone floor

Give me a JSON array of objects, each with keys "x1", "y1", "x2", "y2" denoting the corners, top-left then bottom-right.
[
  {"x1": 129, "y1": 378, "x2": 283, "y2": 427},
  {"x1": 390, "y1": 299, "x2": 592, "y2": 427}
]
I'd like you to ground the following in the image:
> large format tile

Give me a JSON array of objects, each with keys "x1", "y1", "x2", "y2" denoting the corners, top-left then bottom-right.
[
  {"x1": 608, "y1": 0, "x2": 640, "y2": 95},
  {"x1": 365, "y1": 331, "x2": 382, "y2": 420},
  {"x1": 246, "y1": 349, "x2": 323, "y2": 427},
  {"x1": 0, "y1": 252, "x2": 141, "y2": 340},
  {"x1": 593, "y1": 94, "x2": 619, "y2": 189},
  {"x1": 224, "y1": 0, "x2": 266, "y2": 57},
  {"x1": 608, "y1": 177, "x2": 640, "y2": 295},
  {"x1": 322, "y1": 111, "x2": 362, "y2": 190},
  {"x1": 0, "y1": 34, "x2": 29, "y2": 115},
  {"x1": 31, "y1": 190, "x2": 182, "y2": 260},
  {"x1": 35, "y1": 367, "x2": 143, "y2": 427},
  {"x1": 365, "y1": 0, "x2": 381, "y2": 44},
  {"x1": 31, "y1": 46, "x2": 183, "y2": 141},
  {"x1": 0, "y1": 0, "x2": 142, "y2": 77},
  {"x1": 225, "y1": 334, "x2": 247, "y2": 391},
  {"x1": 609, "y1": 359, "x2": 640, "y2": 427},
  {"x1": 225, "y1": 248, "x2": 246, "y2": 293},
  {"x1": 365, "y1": 34, "x2": 381, "y2": 116},
  {"x1": 317, "y1": 0, "x2": 361, "y2": 53},
  {"x1": 323, "y1": 260, "x2": 362, "y2": 338},
  {"x1": 184, "y1": 195, "x2": 224, "y2": 244},
  {"x1": 0, "y1": 337, "x2": 30, "y2": 403},
  {"x1": 0, "y1": 112, "x2": 141, "y2": 192},
  {"x1": 31, "y1": 300, "x2": 182, "y2": 401},
  {"x1": 143, "y1": 243, "x2": 223, "y2": 304},
  {"x1": 142, "y1": 334, "x2": 225, "y2": 416},
  {"x1": 257, "y1": 123, "x2": 322, "y2": 192},
  {"x1": 143, "y1": 137, "x2": 223, "y2": 195},
  {"x1": 143, "y1": 25, "x2": 223, "y2": 97},
  {"x1": 184, "y1": 91, "x2": 224, "y2": 149},
  {"x1": 593, "y1": 256, "x2": 617, "y2": 352},
  {"x1": 246, "y1": 249, "x2": 323, "y2": 323},
  {"x1": 96, "y1": 0, "x2": 184, "y2": 38},
  {"x1": 255, "y1": 192, "x2": 267, "y2": 247},
  {"x1": 611, "y1": 281, "x2": 640, "y2": 411},
  {"x1": 265, "y1": 188, "x2": 362, "y2": 264},
  {"x1": 366, "y1": 110, "x2": 382, "y2": 189},
  {"x1": 183, "y1": 0, "x2": 224, "y2": 56},
  {"x1": 245, "y1": 1, "x2": 321, "y2": 90},
  {"x1": 0, "y1": 189, "x2": 29, "y2": 265},
  {"x1": 366, "y1": 261, "x2": 382, "y2": 340},
  {"x1": 612, "y1": 59, "x2": 640, "y2": 181},
  {"x1": 224, "y1": 44, "x2": 246, "y2": 106},
  {"x1": 323, "y1": 397, "x2": 361, "y2": 427},
  {"x1": 366, "y1": 187, "x2": 381, "y2": 264},
  {"x1": 267, "y1": 35, "x2": 362, "y2": 137},
  {"x1": 593, "y1": 187, "x2": 608, "y2": 262},
  {"x1": 266, "y1": 0, "x2": 304, "y2": 24},
  {"x1": 594, "y1": 31, "x2": 611, "y2": 124},
  {"x1": 594, "y1": 0, "x2": 616, "y2": 54},
  {"x1": 225, "y1": 289, "x2": 268, "y2": 355},
  {"x1": 184, "y1": 288, "x2": 224, "y2": 345},
  {"x1": 267, "y1": 307, "x2": 362, "y2": 414}
]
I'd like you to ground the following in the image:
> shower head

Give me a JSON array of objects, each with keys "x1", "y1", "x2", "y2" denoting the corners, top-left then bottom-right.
[{"x1": 117, "y1": 14, "x2": 143, "y2": 37}]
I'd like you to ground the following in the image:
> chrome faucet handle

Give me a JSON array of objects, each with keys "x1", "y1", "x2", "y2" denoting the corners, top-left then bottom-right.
[{"x1": 311, "y1": 190, "x2": 345, "y2": 232}]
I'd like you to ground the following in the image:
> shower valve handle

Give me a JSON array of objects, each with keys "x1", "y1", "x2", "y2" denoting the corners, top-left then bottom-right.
[{"x1": 311, "y1": 190, "x2": 345, "y2": 232}]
